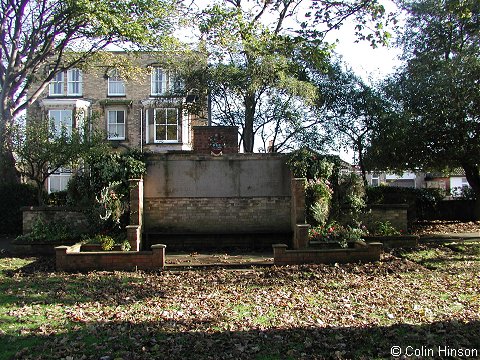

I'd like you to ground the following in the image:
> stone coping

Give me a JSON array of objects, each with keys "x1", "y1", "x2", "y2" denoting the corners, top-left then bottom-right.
[
  {"x1": 145, "y1": 152, "x2": 287, "y2": 161},
  {"x1": 272, "y1": 241, "x2": 383, "y2": 265}
]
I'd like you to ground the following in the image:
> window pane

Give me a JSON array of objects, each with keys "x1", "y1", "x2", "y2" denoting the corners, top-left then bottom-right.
[
  {"x1": 49, "y1": 72, "x2": 64, "y2": 95},
  {"x1": 49, "y1": 172, "x2": 71, "y2": 193},
  {"x1": 151, "y1": 68, "x2": 165, "y2": 95},
  {"x1": 166, "y1": 109, "x2": 177, "y2": 124},
  {"x1": 49, "y1": 110, "x2": 72, "y2": 136},
  {"x1": 108, "y1": 69, "x2": 125, "y2": 95},
  {"x1": 67, "y1": 69, "x2": 82, "y2": 95},
  {"x1": 167, "y1": 125, "x2": 177, "y2": 140},
  {"x1": 107, "y1": 110, "x2": 125, "y2": 139},
  {"x1": 116, "y1": 111, "x2": 125, "y2": 123},
  {"x1": 156, "y1": 125, "x2": 166, "y2": 140}
]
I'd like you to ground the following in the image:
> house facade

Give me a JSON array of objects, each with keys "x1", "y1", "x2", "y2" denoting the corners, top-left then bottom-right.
[
  {"x1": 366, "y1": 170, "x2": 471, "y2": 198},
  {"x1": 29, "y1": 52, "x2": 208, "y2": 192}
]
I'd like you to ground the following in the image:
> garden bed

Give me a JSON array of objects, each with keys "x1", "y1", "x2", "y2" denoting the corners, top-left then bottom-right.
[
  {"x1": 55, "y1": 243, "x2": 166, "y2": 272},
  {"x1": 12, "y1": 239, "x2": 80, "y2": 256},
  {"x1": 273, "y1": 240, "x2": 383, "y2": 265}
]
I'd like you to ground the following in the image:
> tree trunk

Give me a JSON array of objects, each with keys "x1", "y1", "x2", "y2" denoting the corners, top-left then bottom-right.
[
  {"x1": 0, "y1": 109, "x2": 21, "y2": 184},
  {"x1": 356, "y1": 142, "x2": 368, "y2": 189},
  {"x1": 461, "y1": 162, "x2": 480, "y2": 220},
  {"x1": 243, "y1": 92, "x2": 256, "y2": 153}
]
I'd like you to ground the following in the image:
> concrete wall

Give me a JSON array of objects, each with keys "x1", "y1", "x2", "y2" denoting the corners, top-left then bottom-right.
[{"x1": 143, "y1": 153, "x2": 292, "y2": 234}]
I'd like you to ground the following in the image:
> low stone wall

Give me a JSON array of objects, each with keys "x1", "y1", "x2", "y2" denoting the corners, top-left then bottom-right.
[
  {"x1": 12, "y1": 240, "x2": 79, "y2": 256},
  {"x1": 363, "y1": 204, "x2": 408, "y2": 232},
  {"x1": 55, "y1": 244, "x2": 166, "y2": 272},
  {"x1": 363, "y1": 235, "x2": 419, "y2": 248},
  {"x1": 23, "y1": 206, "x2": 89, "y2": 234},
  {"x1": 272, "y1": 241, "x2": 383, "y2": 265}
]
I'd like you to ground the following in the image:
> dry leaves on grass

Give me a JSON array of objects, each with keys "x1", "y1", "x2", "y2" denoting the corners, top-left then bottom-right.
[
  {"x1": 412, "y1": 220, "x2": 480, "y2": 235},
  {"x1": 1, "y1": 250, "x2": 479, "y2": 360}
]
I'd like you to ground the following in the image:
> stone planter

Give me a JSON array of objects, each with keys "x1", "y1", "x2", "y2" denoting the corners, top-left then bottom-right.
[
  {"x1": 273, "y1": 241, "x2": 383, "y2": 265},
  {"x1": 309, "y1": 241, "x2": 359, "y2": 249},
  {"x1": 12, "y1": 240, "x2": 80, "y2": 256},
  {"x1": 363, "y1": 235, "x2": 419, "y2": 248},
  {"x1": 55, "y1": 243, "x2": 167, "y2": 272},
  {"x1": 80, "y1": 244, "x2": 123, "y2": 252}
]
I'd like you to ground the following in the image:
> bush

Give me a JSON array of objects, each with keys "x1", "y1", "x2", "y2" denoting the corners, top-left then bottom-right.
[
  {"x1": 47, "y1": 191, "x2": 68, "y2": 206},
  {"x1": 66, "y1": 149, "x2": 147, "y2": 233},
  {"x1": 329, "y1": 173, "x2": 366, "y2": 226},
  {"x1": 14, "y1": 218, "x2": 82, "y2": 244},
  {"x1": 92, "y1": 235, "x2": 115, "y2": 251},
  {"x1": 0, "y1": 183, "x2": 37, "y2": 234},
  {"x1": 309, "y1": 222, "x2": 367, "y2": 248},
  {"x1": 373, "y1": 221, "x2": 401, "y2": 236},
  {"x1": 305, "y1": 179, "x2": 333, "y2": 226}
]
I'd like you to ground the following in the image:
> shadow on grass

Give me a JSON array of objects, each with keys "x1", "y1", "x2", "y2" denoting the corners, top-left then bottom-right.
[
  {"x1": 1, "y1": 319, "x2": 479, "y2": 360},
  {"x1": 393, "y1": 242, "x2": 480, "y2": 271},
  {"x1": 0, "y1": 257, "x2": 165, "y2": 308}
]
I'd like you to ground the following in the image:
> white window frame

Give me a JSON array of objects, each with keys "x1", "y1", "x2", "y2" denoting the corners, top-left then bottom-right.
[
  {"x1": 154, "y1": 108, "x2": 179, "y2": 143},
  {"x1": 49, "y1": 72, "x2": 64, "y2": 96},
  {"x1": 48, "y1": 109, "x2": 73, "y2": 136},
  {"x1": 67, "y1": 69, "x2": 83, "y2": 96},
  {"x1": 107, "y1": 109, "x2": 126, "y2": 140},
  {"x1": 371, "y1": 173, "x2": 380, "y2": 186},
  {"x1": 107, "y1": 69, "x2": 125, "y2": 96},
  {"x1": 48, "y1": 167, "x2": 73, "y2": 193},
  {"x1": 151, "y1": 68, "x2": 179, "y2": 96}
]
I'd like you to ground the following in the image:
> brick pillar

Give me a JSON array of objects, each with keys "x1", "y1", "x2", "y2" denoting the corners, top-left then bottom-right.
[
  {"x1": 291, "y1": 178, "x2": 306, "y2": 226},
  {"x1": 293, "y1": 224, "x2": 310, "y2": 249},
  {"x1": 55, "y1": 246, "x2": 69, "y2": 271},
  {"x1": 151, "y1": 244, "x2": 166, "y2": 269},
  {"x1": 272, "y1": 244, "x2": 288, "y2": 265},
  {"x1": 128, "y1": 179, "x2": 143, "y2": 251},
  {"x1": 129, "y1": 179, "x2": 143, "y2": 227},
  {"x1": 291, "y1": 178, "x2": 308, "y2": 249},
  {"x1": 126, "y1": 225, "x2": 141, "y2": 251}
]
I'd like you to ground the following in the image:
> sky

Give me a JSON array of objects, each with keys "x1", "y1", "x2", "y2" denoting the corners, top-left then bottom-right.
[{"x1": 181, "y1": 0, "x2": 404, "y2": 159}]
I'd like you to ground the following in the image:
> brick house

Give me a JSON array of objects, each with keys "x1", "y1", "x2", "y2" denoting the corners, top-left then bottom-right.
[{"x1": 28, "y1": 52, "x2": 208, "y2": 192}]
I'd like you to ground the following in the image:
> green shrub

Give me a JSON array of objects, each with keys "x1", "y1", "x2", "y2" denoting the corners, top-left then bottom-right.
[
  {"x1": 330, "y1": 173, "x2": 366, "y2": 226},
  {"x1": 14, "y1": 218, "x2": 81, "y2": 244},
  {"x1": 374, "y1": 221, "x2": 401, "y2": 236},
  {"x1": 120, "y1": 239, "x2": 131, "y2": 251},
  {"x1": 0, "y1": 183, "x2": 37, "y2": 234},
  {"x1": 47, "y1": 191, "x2": 68, "y2": 206},
  {"x1": 309, "y1": 222, "x2": 368, "y2": 248},
  {"x1": 306, "y1": 179, "x2": 333, "y2": 226},
  {"x1": 92, "y1": 235, "x2": 115, "y2": 251},
  {"x1": 66, "y1": 149, "x2": 146, "y2": 233}
]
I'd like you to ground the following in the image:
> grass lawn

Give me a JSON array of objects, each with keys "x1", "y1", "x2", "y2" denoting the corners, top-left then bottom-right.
[{"x1": 0, "y1": 242, "x2": 479, "y2": 360}]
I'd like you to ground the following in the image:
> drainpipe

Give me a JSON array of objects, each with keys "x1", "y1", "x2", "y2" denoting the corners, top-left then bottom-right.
[
  {"x1": 207, "y1": 88, "x2": 212, "y2": 126},
  {"x1": 140, "y1": 105, "x2": 143, "y2": 152}
]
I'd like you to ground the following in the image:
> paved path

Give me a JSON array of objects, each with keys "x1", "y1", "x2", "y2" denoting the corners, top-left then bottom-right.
[{"x1": 165, "y1": 251, "x2": 274, "y2": 269}]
